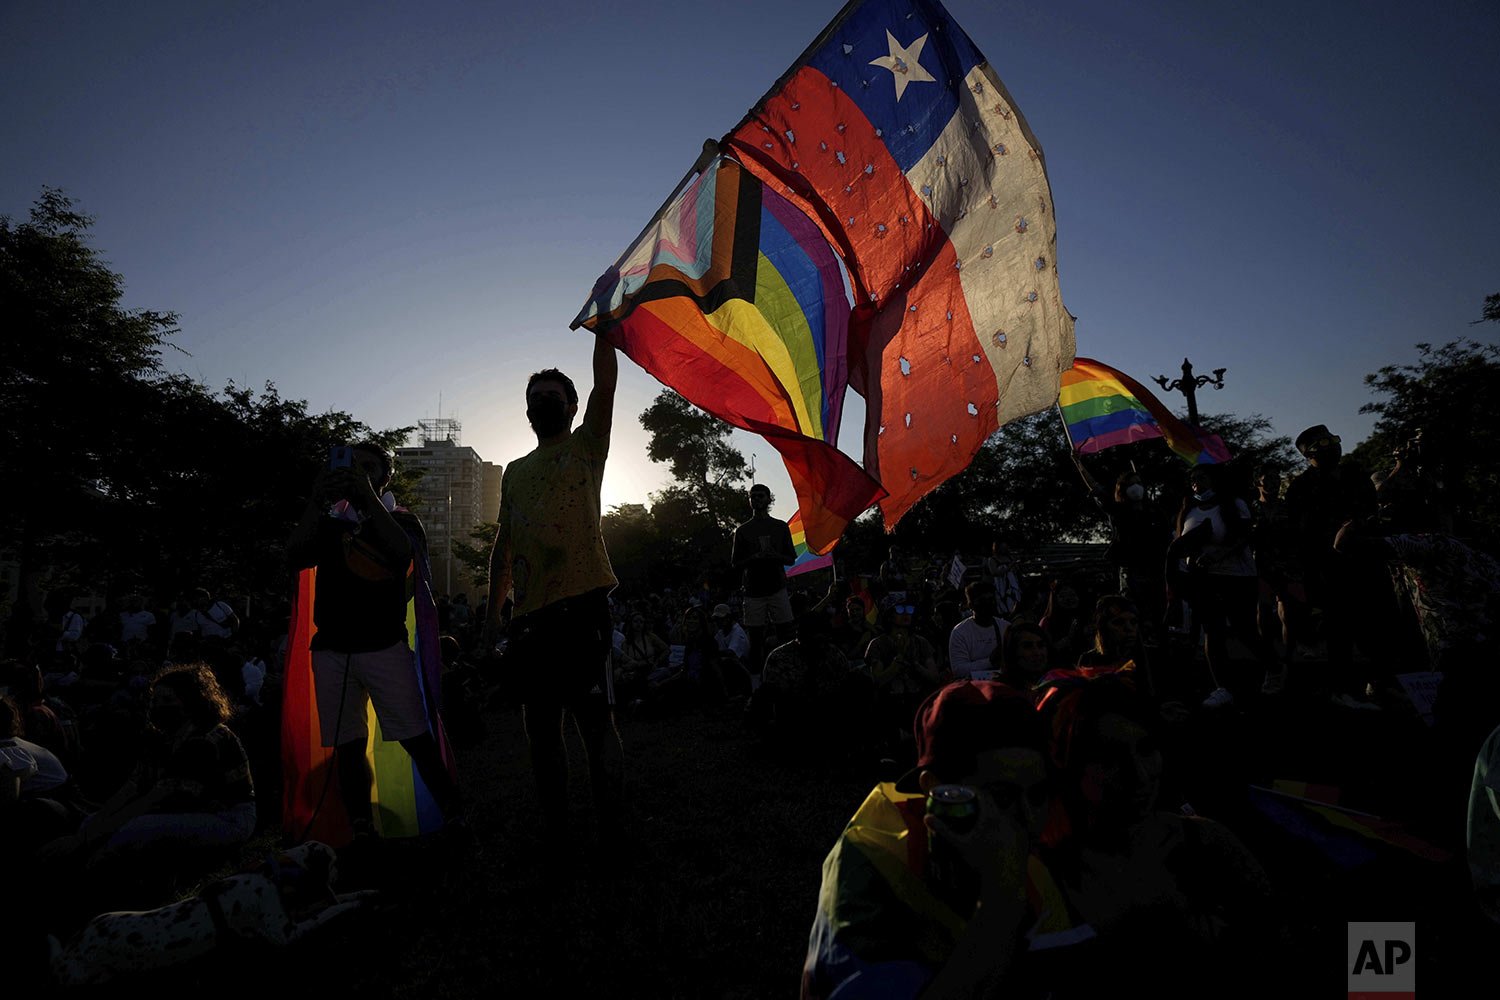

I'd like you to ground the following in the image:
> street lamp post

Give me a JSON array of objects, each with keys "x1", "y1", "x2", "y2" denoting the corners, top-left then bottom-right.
[{"x1": 1153, "y1": 358, "x2": 1226, "y2": 427}]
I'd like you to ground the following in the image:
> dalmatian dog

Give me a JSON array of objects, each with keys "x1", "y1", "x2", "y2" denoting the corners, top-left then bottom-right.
[{"x1": 49, "y1": 840, "x2": 379, "y2": 987}]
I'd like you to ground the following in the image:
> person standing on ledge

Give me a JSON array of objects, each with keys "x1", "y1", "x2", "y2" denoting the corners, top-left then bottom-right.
[
  {"x1": 731, "y1": 483, "x2": 797, "y2": 681},
  {"x1": 484, "y1": 335, "x2": 623, "y2": 854}
]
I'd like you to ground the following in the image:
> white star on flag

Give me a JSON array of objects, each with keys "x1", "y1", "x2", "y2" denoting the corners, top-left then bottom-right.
[{"x1": 868, "y1": 30, "x2": 936, "y2": 101}]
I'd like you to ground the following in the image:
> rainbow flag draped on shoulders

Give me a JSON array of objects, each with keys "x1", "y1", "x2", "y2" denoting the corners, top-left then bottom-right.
[
  {"x1": 280, "y1": 517, "x2": 455, "y2": 847},
  {"x1": 577, "y1": 0, "x2": 1074, "y2": 552},
  {"x1": 803, "y1": 782, "x2": 1094, "y2": 999},
  {"x1": 1059, "y1": 357, "x2": 1231, "y2": 465}
]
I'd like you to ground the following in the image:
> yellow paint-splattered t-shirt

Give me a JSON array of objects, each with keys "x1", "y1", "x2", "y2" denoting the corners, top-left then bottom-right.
[{"x1": 498, "y1": 423, "x2": 617, "y2": 618}]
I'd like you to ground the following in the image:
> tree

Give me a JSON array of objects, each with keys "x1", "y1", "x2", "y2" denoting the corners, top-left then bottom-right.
[
  {"x1": 1, "y1": 189, "x2": 414, "y2": 625},
  {"x1": 600, "y1": 504, "x2": 662, "y2": 593},
  {"x1": 887, "y1": 409, "x2": 1296, "y2": 557},
  {"x1": 451, "y1": 522, "x2": 499, "y2": 595},
  {"x1": 1352, "y1": 338, "x2": 1500, "y2": 540},
  {"x1": 1, "y1": 189, "x2": 178, "y2": 606},
  {"x1": 1478, "y1": 293, "x2": 1499, "y2": 326},
  {"x1": 637, "y1": 390, "x2": 752, "y2": 587},
  {"x1": 639, "y1": 390, "x2": 751, "y2": 533}
]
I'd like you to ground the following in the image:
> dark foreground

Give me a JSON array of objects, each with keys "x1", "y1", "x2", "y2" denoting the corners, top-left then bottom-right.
[{"x1": 30, "y1": 679, "x2": 1500, "y2": 998}]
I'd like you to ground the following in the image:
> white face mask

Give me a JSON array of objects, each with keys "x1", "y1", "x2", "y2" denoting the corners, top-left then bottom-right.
[{"x1": 1124, "y1": 483, "x2": 1145, "y2": 501}]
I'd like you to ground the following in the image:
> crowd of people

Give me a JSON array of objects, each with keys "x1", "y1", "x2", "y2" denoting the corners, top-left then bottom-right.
[{"x1": 5, "y1": 333, "x2": 1499, "y2": 992}]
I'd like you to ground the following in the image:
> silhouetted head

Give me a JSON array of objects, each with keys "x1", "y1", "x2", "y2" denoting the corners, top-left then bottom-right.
[
  {"x1": 526, "y1": 369, "x2": 578, "y2": 439},
  {"x1": 1045, "y1": 675, "x2": 1162, "y2": 831},
  {"x1": 1114, "y1": 471, "x2": 1146, "y2": 504},
  {"x1": 1296, "y1": 424, "x2": 1342, "y2": 468},
  {"x1": 964, "y1": 579, "x2": 998, "y2": 621},
  {"x1": 1002, "y1": 622, "x2": 1050, "y2": 678},
  {"x1": 1091, "y1": 595, "x2": 1141, "y2": 660},
  {"x1": 348, "y1": 441, "x2": 396, "y2": 491},
  {"x1": 901, "y1": 681, "x2": 1050, "y2": 841}
]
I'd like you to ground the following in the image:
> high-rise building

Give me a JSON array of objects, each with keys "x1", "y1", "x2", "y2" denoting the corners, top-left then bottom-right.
[{"x1": 396, "y1": 419, "x2": 501, "y2": 601}]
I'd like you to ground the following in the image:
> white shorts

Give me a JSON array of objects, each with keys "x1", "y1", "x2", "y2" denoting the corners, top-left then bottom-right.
[
  {"x1": 312, "y1": 643, "x2": 430, "y2": 747},
  {"x1": 742, "y1": 590, "x2": 794, "y2": 627}
]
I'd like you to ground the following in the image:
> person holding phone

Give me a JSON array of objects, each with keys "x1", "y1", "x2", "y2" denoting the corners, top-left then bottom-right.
[{"x1": 285, "y1": 441, "x2": 466, "y2": 844}]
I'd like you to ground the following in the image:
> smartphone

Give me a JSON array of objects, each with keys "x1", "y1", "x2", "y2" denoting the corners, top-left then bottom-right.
[{"x1": 328, "y1": 446, "x2": 354, "y2": 471}]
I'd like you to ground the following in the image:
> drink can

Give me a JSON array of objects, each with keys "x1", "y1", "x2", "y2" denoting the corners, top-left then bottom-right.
[{"x1": 926, "y1": 784, "x2": 979, "y2": 835}]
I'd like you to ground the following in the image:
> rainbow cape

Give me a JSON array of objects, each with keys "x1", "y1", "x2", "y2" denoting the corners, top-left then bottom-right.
[
  {"x1": 1059, "y1": 357, "x2": 1230, "y2": 465},
  {"x1": 280, "y1": 527, "x2": 455, "y2": 847},
  {"x1": 803, "y1": 783, "x2": 1094, "y2": 999},
  {"x1": 577, "y1": 0, "x2": 1074, "y2": 551},
  {"x1": 788, "y1": 509, "x2": 836, "y2": 577}
]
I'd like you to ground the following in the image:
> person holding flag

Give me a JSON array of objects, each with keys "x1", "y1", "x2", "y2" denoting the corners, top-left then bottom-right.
[{"x1": 483, "y1": 335, "x2": 625, "y2": 853}]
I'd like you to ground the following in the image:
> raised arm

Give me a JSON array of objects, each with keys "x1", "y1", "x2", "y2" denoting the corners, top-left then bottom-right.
[{"x1": 583, "y1": 333, "x2": 618, "y2": 439}]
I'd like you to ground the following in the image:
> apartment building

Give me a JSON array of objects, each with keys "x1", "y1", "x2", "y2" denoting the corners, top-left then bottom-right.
[{"x1": 396, "y1": 419, "x2": 502, "y2": 601}]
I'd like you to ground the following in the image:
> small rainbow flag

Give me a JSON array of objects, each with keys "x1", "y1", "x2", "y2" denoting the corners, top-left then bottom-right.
[
  {"x1": 1059, "y1": 357, "x2": 1230, "y2": 465},
  {"x1": 1248, "y1": 783, "x2": 1451, "y2": 869},
  {"x1": 788, "y1": 509, "x2": 834, "y2": 577}
]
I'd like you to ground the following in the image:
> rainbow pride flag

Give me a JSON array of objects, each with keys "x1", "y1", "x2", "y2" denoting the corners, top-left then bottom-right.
[
  {"x1": 1248, "y1": 783, "x2": 1451, "y2": 869},
  {"x1": 578, "y1": 0, "x2": 1076, "y2": 548},
  {"x1": 281, "y1": 549, "x2": 455, "y2": 846},
  {"x1": 788, "y1": 509, "x2": 835, "y2": 577},
  {"x1": 576, "y1": 155, "x2": 884, "y2": 553},
  {"x1": 1059, "y1": 357, "x2": 1230, "y2": 465}
]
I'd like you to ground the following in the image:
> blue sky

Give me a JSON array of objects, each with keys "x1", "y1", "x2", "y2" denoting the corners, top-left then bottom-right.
[{"x1": 5, "y1": 0, "x2": 1497, "y2": 514}]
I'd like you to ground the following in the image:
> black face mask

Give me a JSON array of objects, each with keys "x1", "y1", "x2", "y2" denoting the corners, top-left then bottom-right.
[{"x1": 527, "y1": 396, "x2": 570, "y2": 437}]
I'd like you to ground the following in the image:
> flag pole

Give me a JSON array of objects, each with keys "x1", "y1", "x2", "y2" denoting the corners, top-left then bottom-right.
[
  {"x1": 570, "y1": 138, "x2": 722, "y2": 330},
  {"x1": 575, "y1": 0, "x2": 870, "y2": 332},
  {"x1": 1054, "y1": 401, "x2": 1077, "y2": 453}
]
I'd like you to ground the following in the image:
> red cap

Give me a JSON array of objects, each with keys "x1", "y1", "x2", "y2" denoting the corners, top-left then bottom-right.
[{"x1": 896, "y1": 680, "x2": 1043, "y2": 792}]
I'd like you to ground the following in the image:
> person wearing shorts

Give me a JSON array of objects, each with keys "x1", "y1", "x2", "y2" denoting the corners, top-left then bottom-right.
[
  {"x1": 485, "y1": 335, "x2": 623, "y2": 848},
  {"x1": 732, "y1": 484, "x2": 797, "y2": 677},
  {"x1": 286, "y1": 441, "x2": 464, "y2": 840}
]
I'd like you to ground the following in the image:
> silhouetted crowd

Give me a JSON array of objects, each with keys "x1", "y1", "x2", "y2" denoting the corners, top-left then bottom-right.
[{"x1": 5, "y1": 420, "x2": 1499, "y2": 994}]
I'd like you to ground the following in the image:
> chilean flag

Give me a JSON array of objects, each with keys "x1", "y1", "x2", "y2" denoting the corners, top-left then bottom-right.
[{"x1": 726, "y1": 0, "x2": 1075, "y2": 527}]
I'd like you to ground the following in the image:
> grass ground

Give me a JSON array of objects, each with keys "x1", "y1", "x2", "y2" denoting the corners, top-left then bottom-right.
[
  {"x1": 279, "y1": 702, "x2": 873, "y2": 999},
  {"x1": 36, "y1": 673, "x2": 1500, "y2": 997}
]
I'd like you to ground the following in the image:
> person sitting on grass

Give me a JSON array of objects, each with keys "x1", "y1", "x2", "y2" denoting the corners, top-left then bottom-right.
[
  {"x1": 864, "y1": 602, "x2": 944, "y2": 758},
  {"x1": 40, "y1": 662, "x2": 257, "y2": 904},
  {"x1": 999, "y1": 621, "x2": 1052, "y2": 691},
  {"x1": 748, "y1": 611, "x2": 871, "y2": 755},
  {"x1": 614, "y1": 610, "x2": 669, "y2": 704},
  {"x1": 801, "y1": 680, "x2": 1095, "y2": 1000},
  {"x1": 1038, "y1": 673, "x2": 1276, "y2": 986}
]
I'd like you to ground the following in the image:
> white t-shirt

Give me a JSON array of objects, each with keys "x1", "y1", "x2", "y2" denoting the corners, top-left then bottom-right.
[
  {"x1": 197, "y1": 600, "x2": 237, "y2": 639},
  {"x1": 119, "y1": 610, "x2": 156, "y2": 644},
  {"x1": 242, "y1": 658, "x2": 267, "y2": 705},
  {"x1": 56, "y1": 610, "x2": 86, "y2": 652},
  {"x1": 1181, "y1": 499, "x2": 1257, "y2": 577},
  {"x1": 948, "y1": 616, "x2": 1010, "y2": 679},
  {"x1": 715, "y1": 623, "x2": 751, "y2": 662},
  {"x1": 0, "y1": 737, "x2": 69, "y2": 794}
]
